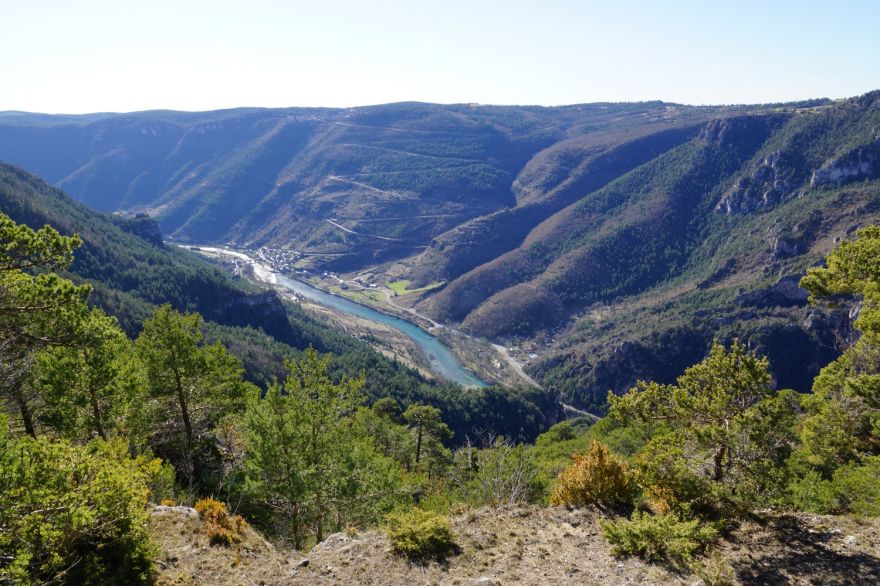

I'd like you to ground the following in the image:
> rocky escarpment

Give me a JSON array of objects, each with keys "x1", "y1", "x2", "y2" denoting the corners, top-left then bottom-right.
[
  {"x1": 764, "y1": 211, "x2": 823, "y2": 261},
  {"x1": 716, "y1": 150, "x2": 800, "y2": 214},
  {"x1": 734, "y1": 274, "x2": 809, "y2": 308},
  {"x1": 714, "y1": 138, "x2": 880, "y2": 216},
  {"x1": 715, "y1": 100, "x2": 880, "y2": 217},
  {"x1": 111, "y1": 213, "x2": 164, "y2": 246},
  {"x1": 811, "y1": 140, "x2": 880, "y2": 187},
  {"x1": 213, "y1": 290, "x2": 306, "y2": 346}
]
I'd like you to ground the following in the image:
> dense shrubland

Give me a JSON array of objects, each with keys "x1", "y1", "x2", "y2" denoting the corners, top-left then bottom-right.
[
  {"x1": 0, "y1": 211, "x2": 553, "y2": 581},
  {"x1": 3, "y1": 208, "x2": 880, "y2": 583}
]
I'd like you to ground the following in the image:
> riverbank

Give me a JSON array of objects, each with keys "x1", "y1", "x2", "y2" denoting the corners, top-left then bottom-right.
[{"x1": 186, "y1": 245, "x2": 534, "y2": 389}]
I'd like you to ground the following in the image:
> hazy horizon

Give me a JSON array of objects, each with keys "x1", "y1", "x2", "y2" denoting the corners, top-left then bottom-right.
[
  {"x1": 2, "y1": 0, "x2": 878, "y2": 114},
  {"x1": 0, "y1": 93, "x2": 861, "y2": 117}
]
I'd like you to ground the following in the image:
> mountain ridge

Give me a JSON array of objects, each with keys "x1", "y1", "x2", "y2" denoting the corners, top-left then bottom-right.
[
  {"x1": 3, "y1": 93, "x2": 878, "y2": 412},
  {"x1": 0, "y1": 101, "x2": 775, "y2": 261}
]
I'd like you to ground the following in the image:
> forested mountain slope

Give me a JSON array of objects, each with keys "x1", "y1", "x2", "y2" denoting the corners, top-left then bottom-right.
[
  {"x1": 0, "y1": 162, "x2": 287, "y2": 336},
  {"x1": 417, "y1": 92, "x2": 880, "y2": 411},
  {"x1": 3, "y1": 94, "x2": 876, "y2": 413},
  {"x1": 0, "y1": 102, "x2": 761, "y2": 269},
  {"x1": 0, "y1": 162, "x2": 558, "y2": 440}
]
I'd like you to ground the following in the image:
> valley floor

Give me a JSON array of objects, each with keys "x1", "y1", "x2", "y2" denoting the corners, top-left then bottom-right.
[
  {"x1": 191, "y1": 245, "x2": 535, "y2": 388},
  {"x1": 152, "y1": 505, "x2": 880, "y2": 585}
]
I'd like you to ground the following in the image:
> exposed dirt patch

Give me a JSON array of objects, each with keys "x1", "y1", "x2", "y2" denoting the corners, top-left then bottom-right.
[
  {"x1": 151, "y1": 505, "x2": 880, "y2": 585},
  {"x1": 720, "y1": 513, "x2": 880, "y2": 585},
  {"x1": 151, "y1": 506, "x2": 290, "y2": 586}
]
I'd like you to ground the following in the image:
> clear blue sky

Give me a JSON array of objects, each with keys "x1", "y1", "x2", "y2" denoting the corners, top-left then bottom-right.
[{"x1": 2, "y1": 0, "x2": 878, "y2": 113}]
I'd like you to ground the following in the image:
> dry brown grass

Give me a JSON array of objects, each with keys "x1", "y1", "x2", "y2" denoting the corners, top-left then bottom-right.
[
  {"x1": 150, "y1": 505, "x2": 289, "y2": 586},
  {"x1": 150, "y1": 504, "x2": 880, "y2": 585}
]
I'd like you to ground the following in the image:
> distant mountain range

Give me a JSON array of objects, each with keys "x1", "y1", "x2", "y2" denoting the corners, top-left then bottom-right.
[
  {"x1": 0, "y1": 101, "x2": 786, "y2": 263},
  {"x1": 2, "y1": 92, "x2": 878, "y2": 412}
]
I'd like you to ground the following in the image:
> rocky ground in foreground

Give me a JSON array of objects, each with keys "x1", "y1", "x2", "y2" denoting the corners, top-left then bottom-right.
[{"x1": 151, "y1": 505, "x2": 880, "y2": 585}]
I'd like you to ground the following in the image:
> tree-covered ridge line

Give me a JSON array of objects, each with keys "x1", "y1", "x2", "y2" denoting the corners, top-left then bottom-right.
[{"x1": 0, "y1": 100, "x2": 783, "y2": 270}]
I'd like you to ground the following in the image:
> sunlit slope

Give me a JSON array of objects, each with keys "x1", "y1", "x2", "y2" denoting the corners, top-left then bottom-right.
[
  {"x1": 414, "y1": 93, "x2": 880, "y2": 411},
  {"x1": 0, "y1": 102, "x2": 746, "y2": 269}
]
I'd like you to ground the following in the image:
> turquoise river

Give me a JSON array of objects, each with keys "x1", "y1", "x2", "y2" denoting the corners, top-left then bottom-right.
[{"x1": 193, "y1": 247, "x2": 486, "y2": 388}]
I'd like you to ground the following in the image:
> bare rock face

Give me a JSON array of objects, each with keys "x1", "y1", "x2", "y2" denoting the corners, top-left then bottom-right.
[
  {"x1": 770, "y1": 236, "x2": 799, "y2": 259},
  {"x1": 716, "y1": 133, "x2": 880, "y2": 216},
  {"x1": 716, "y1": 151, "x2": 797, "y2": 214},
  {"x1": 152, "y1": 505, "x2": 199, "y2": 518},
  {"x1": 699, "y1": 116, "x2": 758, "y2": 146},
  {"x1": 212, "y1": 289, "x2": 306, "y2": 346},
  {"x1": 811, "y1": 141, "x2": 880, "y2": 187},
  {"x1": 111, "y1": 212, "x2": 164, "y2": 246},
  {"x1": 735, "y1": 275, "x2": 809, "y2": 308},
  {"x1": 765, "y1": 211, "x2": 822, "y2": 261}
]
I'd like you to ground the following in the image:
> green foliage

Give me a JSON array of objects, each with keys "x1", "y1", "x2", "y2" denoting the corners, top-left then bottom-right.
[
  {"x1": 601, "y1": 511, "x2": 720, "y2": 567},
  {"x1": 387, "y1": 280, "x2": 443, "y2": 296},
  {"x1": 385, "y1": 509, "x2": 457, "y2": 559},
  {"x1": 788, "y1": 226, "x2": 880, "y2": 514},
  {"x1": 550, "y1": 440, "x2": 637, "y2": 508},
  {"x1": 0, "y1": 435, "x2": 162, "y2": 585},
  {"x1": 786, "y1": 457, "x2": 880, "y2": 516},
  {"x1": 244, "y1": 348, "x2": 406, "y2": 549},
  {"x1": 829, "y1": 456, "x2": 880, "y2": 516},
  {"x1": 0, "y1": 212, "x2": 161, "y2": 584},
  {"x1": 0, "y1": 211, "x2": 90, "y2": 435},
  {"x1": 798, "y1": 333, "x2": 880, "y2": 472},
  {"x1": 36, "y1": 308, "x2": 147, "y2": 442},
  {"x1": 395, "y1": 384, "x2": 558, "y2": 447},
  {"x1": 610, "y1": 340, "x2": 785, "y2": 507},
  {"x1": 403, "y1": 404, "x2": 453, "y2": 476},
  {"x1": 801, "y1": 225, "x2": 880, "y2": 336},
  {"x1": 634, "y1": 433, "x2": 713, "y2": 515},
  {"x1": 352, "y1": 400, "x2": 413, "y2": 468},
  {"x1": 733, "y1": 390, "x2": 802, "y2": 501},
  {"x1": 534, "y1": 417, "x2": 590, "y2": 445},
  {"x1": 527, "y1": 416, "x2": 661, "y2": 499},
  {"x1": 0, "y1": 210, "x2": 80, "y2": 271},
  {"x1": 137, "y1": 304, "x2": 256, "y2": 486},
  {"x1": 786, "y1": 470, "x2": 837, "y2": 514}
]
